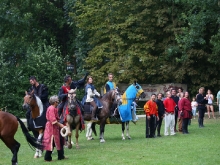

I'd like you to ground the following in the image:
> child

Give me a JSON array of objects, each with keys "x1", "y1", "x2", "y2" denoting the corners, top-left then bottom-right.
[{"x1": 191, "y1": 97, "x2": 198, "y2": 119}]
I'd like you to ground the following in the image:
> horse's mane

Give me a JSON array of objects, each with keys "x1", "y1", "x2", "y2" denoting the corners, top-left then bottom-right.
[
  {"x1": 102, "y1": 90, "x2": 114, "y2": 101},
  {"x1": 28, "y1": 93, "x2": 43, "y2": 116}
]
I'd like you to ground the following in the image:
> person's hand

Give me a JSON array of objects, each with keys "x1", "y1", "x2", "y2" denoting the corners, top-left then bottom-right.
[
  {"x1": 157, "y1": 116, "x2": 159, "y2": 121},
  {"x1": 147, "y1": 116, "x2": 150, "y2": 119},
  {"x1": 60, "y1": 123, "x2": 64, "y2": 128},
  {"x1": 85, "y1": 72, "x2": 89, "y2": 77}
]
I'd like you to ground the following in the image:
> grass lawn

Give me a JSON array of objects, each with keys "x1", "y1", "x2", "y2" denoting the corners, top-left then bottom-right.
[{"x1": 0, "y1": 115, "x2": 220, "y2": 165}]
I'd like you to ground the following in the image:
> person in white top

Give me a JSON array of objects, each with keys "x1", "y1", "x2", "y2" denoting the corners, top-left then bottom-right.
[
  {"x1": 216, "y1": 90, "x2": 220, "y2": 116},
  {"x1": 206, "y1": 89, "x2": 215, "y2": 119},
  {"x1": 191, "y1": 97, "x2": 198, "y2": 119}
]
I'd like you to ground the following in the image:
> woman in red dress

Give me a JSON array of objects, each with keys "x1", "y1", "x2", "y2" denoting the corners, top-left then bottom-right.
[
  {"x1": 43, "y1": 95, "x2": 67, "y2": 161},
  {"x1": 178, "y1": 92, "x2": 192, "y2": 134}
]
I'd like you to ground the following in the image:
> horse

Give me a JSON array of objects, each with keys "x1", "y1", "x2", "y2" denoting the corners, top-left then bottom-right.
[
  {"x1": 118, "y1": 82, "x2": 146, "y2": 140},
  {"x1": 83, "y1": 89, "x2": 119, "y2": 143},
  {"x1": 0, "y1": 111, "x2": 42, "y2": 165},
  {"x1": 22, "y1": 91, "x2": 47, "y2": 158},
  {"x1": 60, "y1": 89, "x2": 81, "y2": 149}
]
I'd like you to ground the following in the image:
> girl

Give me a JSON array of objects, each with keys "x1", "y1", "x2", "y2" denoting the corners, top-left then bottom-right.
[
  {"x1": 206, "y1": 89, "x2": 215, "y2": 119},
  {"x1": 191, "y1": 97, "x2": 197, "y2": 119}
]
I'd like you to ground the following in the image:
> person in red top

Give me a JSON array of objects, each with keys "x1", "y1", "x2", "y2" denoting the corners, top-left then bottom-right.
[
  {"x1": 178, "y1": 91, "x2": 192, "y2": 134},
  {"x1": 144, "y1": 94, "x2": 159, "y2": 138},
  {"x1": 163, "y1": 91, "x2": 176, "y2": 136}
]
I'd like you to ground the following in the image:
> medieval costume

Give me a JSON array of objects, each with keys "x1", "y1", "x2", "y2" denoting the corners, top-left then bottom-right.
[
  {"x1": 163, "y1": 98, "x2": 176, "y2": 136},
  {"x1": 144, "y1": 100, "x2": 158, "y2": 138},
  {"x1": 178, "y1": 98, "x2": 192, "y2": 134}
]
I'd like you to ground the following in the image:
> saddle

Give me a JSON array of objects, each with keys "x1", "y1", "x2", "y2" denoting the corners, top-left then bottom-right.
[{"x1": 83, "y1": 103, "x2": 102, "y2": 115}]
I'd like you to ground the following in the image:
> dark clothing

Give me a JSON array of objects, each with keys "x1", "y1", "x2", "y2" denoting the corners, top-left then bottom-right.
[
  {"x1": 70, "y1": 74, "x2": 88, "y2": 90},
  {"x1": 146, "y1": 115, "x2": 156, "y2": 138},
  {"x1": 29, "y1": 84, "x2": 49, "y2": 106},
  {"x1": 171, "y1": 95, "x2": 179, "y2": 131},
  {"x1": 196, "y1": 93, "x2": 208, "y2": 127},
  {"x1": 155, "y1": 99, "x2": 165, "y2": 136},
  {"x1": 155, "y1": 99, "x2": 165, "y2": 117},
  {"x1": 182, "y1": 118, "x2": 190, "y2": 133}
]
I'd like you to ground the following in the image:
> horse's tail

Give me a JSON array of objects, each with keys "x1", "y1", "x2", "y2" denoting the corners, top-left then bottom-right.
[
  {"x1": 91, "y1": 122, "x2": 97, "y2": 136},
  {"x1": 16, "y1": 117, "x2": 43, "y2": 150}
]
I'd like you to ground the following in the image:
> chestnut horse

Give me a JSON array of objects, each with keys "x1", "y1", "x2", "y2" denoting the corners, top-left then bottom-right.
[
  {"x1": 60, "y1": 89, "x2": 81, "y2": 149},
  {"x1": 83, "y1": 89, "x2": 119, "y2": 143},
  {"x1": 23, "y1": 91, "x2": 46, "y2": 158},
  {"x1": 0, "y1": 111, "x2": 42, "y2": 165}
]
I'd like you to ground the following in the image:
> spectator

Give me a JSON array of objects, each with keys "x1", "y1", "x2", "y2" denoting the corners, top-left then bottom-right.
[
  {"x1": 171, "y1": 89, "x2": 179, "y2": 132},
  {"x1": 191, "y1": 97, "x2": 198, "y2": 119},
  {"x1": 206, "y1": 89, "x2": 215, "y2": 119},
  {"x1": 217, "y1": 90, "x2": 220, "y2": 117},
  {"x1": 144, "y1": 94, "x2": 159, "y2": 138},
  {"x1": 178, "y1": 92, "x2": 192, "y2": 134},
  {"x1": 163, "y1": 91, "x2": 176, "y2": 136},
  {"x1": 155, "y1": 93, "x2": 165, "y2": 137}
]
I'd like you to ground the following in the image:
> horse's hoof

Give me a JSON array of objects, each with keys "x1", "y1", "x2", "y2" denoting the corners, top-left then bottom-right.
[
  {"x1": 68, "y1": 144, "x2": 72, "y2": 149},
  {"x1": 76, "y1": 145, "x2": 80, "y2": 149},
  {"x1": 122, "y1": 137, "x2": 125, "y2": 140},
  {"x1": 100, "y1": 139, "x2": 105, "y2": 143},
  {"x1": 127, "y1": 136, "x2": 131, "y2": 140},
  {"x1": 34, "y1": 155, "x2": 39, "y2": 158},
  {"x1": 87, "y1": 137, "x2": 94, "y2": 140}
]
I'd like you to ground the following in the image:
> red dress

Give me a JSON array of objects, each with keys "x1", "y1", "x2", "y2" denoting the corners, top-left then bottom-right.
[
  {"x1": 43, "y1": 105, "x2": 62, "y2": 151},
  {"x1": 178, "y1": 98, "x2": 192, "y2": 119}
]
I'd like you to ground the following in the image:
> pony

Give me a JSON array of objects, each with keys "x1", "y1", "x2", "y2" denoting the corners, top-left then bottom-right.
[
  {"x1": 0, "y1": 111, "x2": 42, "y2": 165},
  {"x1": 22, "y1": 91, "x2": 47, "y2": 158},
  {"x1": 83, "y1": 89, "x2": 119, "y2": 143},
  {"x1": 118, "y1": 82, "x2": 146, "y2": 140},
  {"x1": 60, "y1": 89, "x2": 81, "y2": 149}
]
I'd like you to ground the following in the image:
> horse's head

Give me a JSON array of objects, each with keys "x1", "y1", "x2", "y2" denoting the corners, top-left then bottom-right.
[
  {"x1": 133, "y1": 82, "x2": 146, "y2": 99},
  {"x1": 68, "y1": 88, "x2": 77, "y2": 112},
  {"x1": 23, "y1": 90, "x2": 35, "y2": 110}
]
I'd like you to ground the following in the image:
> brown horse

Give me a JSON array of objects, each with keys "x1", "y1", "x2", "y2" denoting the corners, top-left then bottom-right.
[
  {"x1": 0, "y1": 111, "x2": 42, "y2": 165},
  {"x1": 23, "y1": 91, "x2": 46, "y2": 158},
  {"x1": 60, "y1": 89, "x2": 81, "y2": 149},
  {"x1": 83, "y1": 89, "x2": 119, "y2": 143}
]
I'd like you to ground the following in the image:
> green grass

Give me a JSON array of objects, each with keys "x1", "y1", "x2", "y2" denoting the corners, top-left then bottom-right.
[{"x1": 1, "y1": 115, "x2": 220, "y2": 165}]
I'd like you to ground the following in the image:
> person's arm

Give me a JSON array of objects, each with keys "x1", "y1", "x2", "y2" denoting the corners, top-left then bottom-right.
[
  {"x1": 105, "y1": 84, "x2": 110, "y2": 93},
  {"x1": 70, "y1": 73, "x2": 88, "y2": 89},
  {"x1": 144, "y1": 101, "x2": 150, "y2": 117},
  {"x1": 58, "y1": 87, "x2": 67, "y2": 101},
  {"x1": 94, "y1": 89, "x2": 100, "y2": 97},
  {"x1": 39, "y1": 85, "x2": 49, "y2": 102},
  {"x1": 87, "y1": 88, "x2": 95, "y2": 101}
]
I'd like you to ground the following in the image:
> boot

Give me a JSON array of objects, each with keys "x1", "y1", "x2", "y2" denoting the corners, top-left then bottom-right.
[{"x1": 91, "y1": 108, "x2": 98, "y2": 122}]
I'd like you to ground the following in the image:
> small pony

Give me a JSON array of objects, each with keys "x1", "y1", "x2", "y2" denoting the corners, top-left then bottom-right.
[{"x1": 0, "y1": 111, "x2": 42, "y2": 165}]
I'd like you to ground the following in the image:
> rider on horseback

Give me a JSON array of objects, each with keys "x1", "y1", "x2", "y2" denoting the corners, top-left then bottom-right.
[
  {"x1": 58, "y1": 73, "x2": 88, "y2": 124},
  {"x1": 26, "y1": 76, "x2": 49, "y2": 133},
  {"x1": 82, "y1": 76, "x2": 102, "y2": 122},
  {"x1": 104, "y1": 73, "x2": 118, "y2": 116}
]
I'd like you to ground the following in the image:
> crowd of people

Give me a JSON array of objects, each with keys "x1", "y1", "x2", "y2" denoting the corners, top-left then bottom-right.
[
  {"x1": 25, "y1": 74, "x2": 220, "y2": 161},
  {"x1": 143, "y1": 87, "x2": 220, "y2": 138}
]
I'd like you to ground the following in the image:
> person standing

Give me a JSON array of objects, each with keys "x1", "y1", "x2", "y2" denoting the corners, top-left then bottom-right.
[
  {"x1": 206, "y1": 89, "x2": 215, "y2": 119},
  {"x1": 196, "y1": 87, "x2": 208, "y2": 127},
  {"x1": 191, "y1": 97, "x2": 198, "y2": 119},
  {"x1": 104, "y1": 73, "x2": 117, "y2": 116},
  {"x1": 171, "y1": 89, "x2": 179, "y2": 132},
  {"x1": 144, "y1": 94, "x2": 159, "y2": 138},
  {"x1": 163, "y1": 91, "x2": 177, "y2": 136},
  {"x1": 155, "y1": 93, "x2": 165, "y2": 137},
  {"x1": 216, "y1": 90, "x2": 220, "y2": 117},
  {"x1": 82, "y1": 76, "x2": 102, "y2": 122},
  {"x1": 178, "y1": 92, "x2": 192, "y2": 134},
  {"x1": 43, "y1": 95, "x2": 67, "y2": 162}
]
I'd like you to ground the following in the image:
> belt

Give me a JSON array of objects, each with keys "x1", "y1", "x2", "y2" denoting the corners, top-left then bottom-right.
[
  {"x1": 198, "y1": 104, "x2": 205, "y2": 106},
  {"x1": 165, "y1": 112, "x2": 174, "y2": 115}
]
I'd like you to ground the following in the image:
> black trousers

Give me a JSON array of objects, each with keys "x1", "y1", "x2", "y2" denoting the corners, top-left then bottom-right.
[
  {"x1": 156, "y1": 116, "x2": 163, "y2": 135},
  {"x1": 174, "y1": 109, "x2": 178, "y2": 130},
  {"x1": 182, "y1": 118, "x2": 189, "y2": 133},
  {"x1": 146, "y1": 115, "x2": 156, "y2": 138},
  {"x1": 44, "y1": 134, "x2": 65, "y2": 161},
  {"x1": 198, "y1": 105, "x2": 206, "y2": 119}
]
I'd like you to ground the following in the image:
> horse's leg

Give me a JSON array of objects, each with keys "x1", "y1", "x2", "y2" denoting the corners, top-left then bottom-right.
[
  {"x1": 34, "y1": 129, "x2": 43, "y2": 158},
  {"x1": 86, "y1": 122, "x2": 93, "y2": 140},
  {"x1": 75, "y1": 123, "x2": 80, "y2": 149},
  {"x1": 100, "y1": 119, "x2": 106, "y2": 143},
  {"x1": 66, "y1": 122, "x2": 72, "y2": 149},
  {"x1": 121, "y1": 122, "x2": 125, "y2": 140},
  {"x1": 2, "y1": 136, "x2": 20, "y2": 165},
  {"x1": 126, "y1": 122, "x2": 131, "y2": 139}
]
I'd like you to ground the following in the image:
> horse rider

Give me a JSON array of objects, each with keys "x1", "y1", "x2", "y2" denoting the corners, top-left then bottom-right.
[
  {"x1": 26, "y1": 76, "x2": 49, "y2": 135},
  {"x1": 82, "y1": 76, "x2": 102, "y2": 122},
  {"x1": 104, "y1": 73, "x2": 117, "y2": 116},
  {"x1": 58, "y1": 73, "x2": 88, "y2": 124}
]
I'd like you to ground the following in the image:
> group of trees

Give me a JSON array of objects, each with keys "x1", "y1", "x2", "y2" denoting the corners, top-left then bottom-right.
[{"x1": 0, "y1": 0, "x2": 219, "y2": 116}]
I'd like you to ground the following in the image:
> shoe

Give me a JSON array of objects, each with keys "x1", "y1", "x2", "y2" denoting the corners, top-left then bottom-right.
[
  {"x1": 44, "y1": 160, "x2": 53, "y2": 162},
  {"x1": 157, "y1": 135, "x2": 162, "y2": 137},
  {"x1": 58, "y1": 157, "x2": 68, "y2": 160},
  {"x1": 170, "y1": 133, "x2": 176, "y2": 136},
  {"x1": 183, "y1": 132, "x2": 188, "y2": 134}
]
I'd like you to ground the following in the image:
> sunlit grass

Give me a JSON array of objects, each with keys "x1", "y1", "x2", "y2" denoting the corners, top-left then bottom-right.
[{"x1": 0, "y1": 114, "x2": 220, "y2": 165}]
